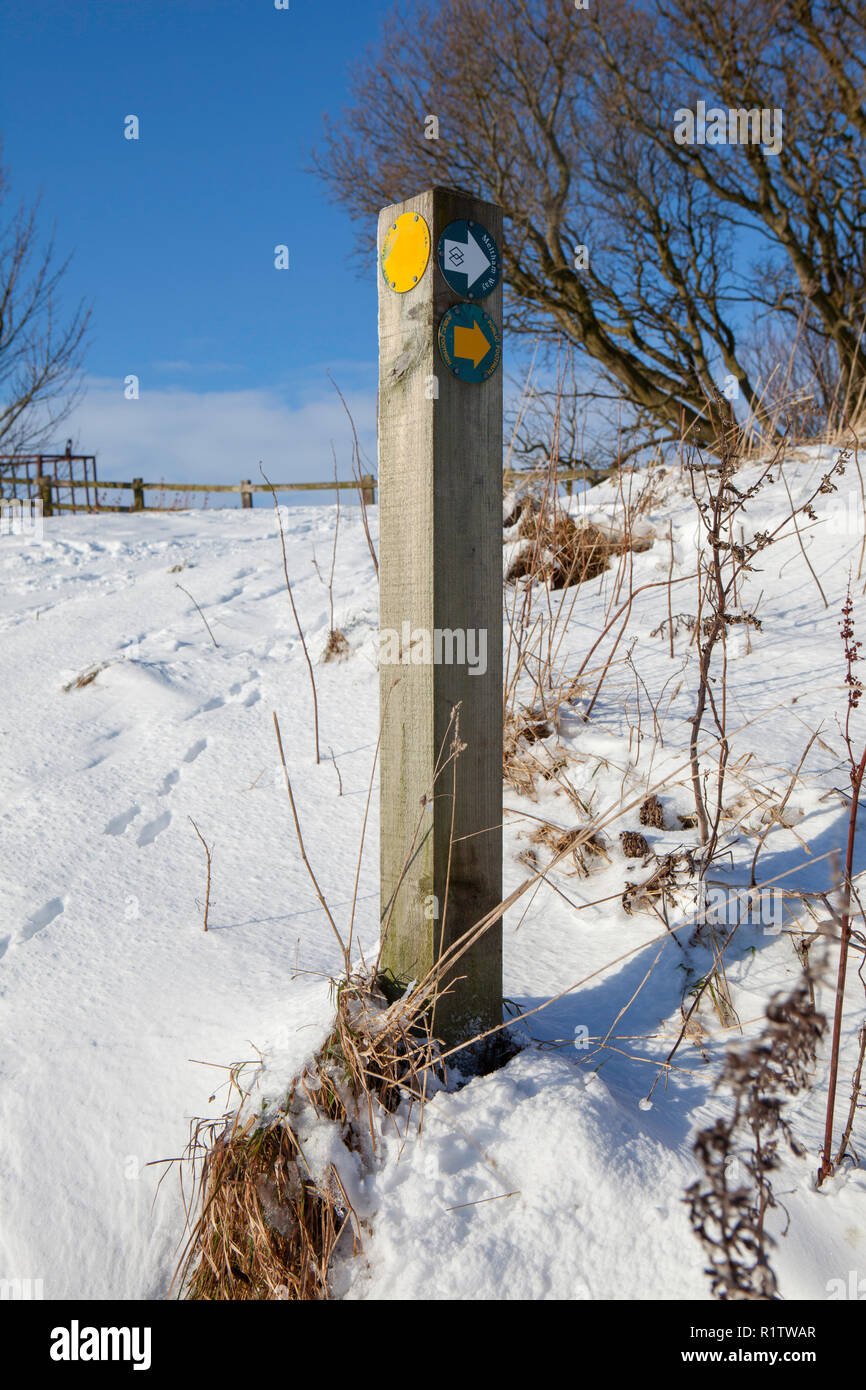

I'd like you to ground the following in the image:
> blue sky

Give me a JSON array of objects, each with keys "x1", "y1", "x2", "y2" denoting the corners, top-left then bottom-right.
[
  {"x1": 1, "y1": 0, "x2": 394, "y2": 489},
  {"x1": 1, "y1": 0, "x2": 782, "y2": 496}
]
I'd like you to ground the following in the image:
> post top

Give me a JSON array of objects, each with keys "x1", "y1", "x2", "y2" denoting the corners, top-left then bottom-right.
[{"x1": 378, "y1": 186, "x2": 502, "y2": 221}]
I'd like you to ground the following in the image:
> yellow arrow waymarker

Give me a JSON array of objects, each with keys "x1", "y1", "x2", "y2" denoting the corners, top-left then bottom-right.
[
  {"x1": 453, "y1": 320, "x2": 491, "y2": 367},
  {"x1": 380, "y1": 212, "x2": 431, "y2": 292},
  {"x1": 438, "y1": 303, "x2": 501, "y2": 383}
]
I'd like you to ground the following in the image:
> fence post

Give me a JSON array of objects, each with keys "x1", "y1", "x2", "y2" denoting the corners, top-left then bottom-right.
[
  {"x1": 37, "y1": 472, "x2": 53, "y2": 517},
  {"x1": 132, "y1": 478, "x2": 145, "y2": 511},
  {"x1": 377, "y1": 186, "x2": 504, "y2": 1068},
  {"x1": 240, "y1": 480, "x2": 253, "y2": 509},
  {"x1": 360, "y1": 473, "x2": 376, "y2": 507}
]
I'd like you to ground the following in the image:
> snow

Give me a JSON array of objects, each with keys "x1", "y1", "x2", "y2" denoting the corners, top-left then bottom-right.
[{"x1": 1, "y1": 447, "x2": 865, "y2": 1301}]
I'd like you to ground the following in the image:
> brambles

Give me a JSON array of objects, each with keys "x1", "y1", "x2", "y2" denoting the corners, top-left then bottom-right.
[
  {"x1": 687, "y1": 973, "x2": 826, "y2": 1300},
  {"x1": 818, "y1": 589, "x2": 866, "y2": 1184},
  {"x1": 650, "y1": 612, "x2": 696, "y2": 642},
  {"x1": 622, "y1": 851, "x2": 693, "y2": 918},
  {"x1": 685, "y1": 416, "x2": 844, "y2": 860}
]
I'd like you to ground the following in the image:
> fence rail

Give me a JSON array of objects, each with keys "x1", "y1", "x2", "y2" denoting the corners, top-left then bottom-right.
[
  {"x1": 0, "y1": 452, "x2": 99, "y2": 511},
  {"x1": 3, "y1": 460, "x2": 606, "y2": 517},
  {"x1": 21, "y1": 474, "x2": 378, "y2": 515}
]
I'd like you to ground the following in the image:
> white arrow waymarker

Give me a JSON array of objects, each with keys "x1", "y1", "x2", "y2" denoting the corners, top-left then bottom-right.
[{"x1": 442, "y1": 228, "x2": 491, "y2": 290}]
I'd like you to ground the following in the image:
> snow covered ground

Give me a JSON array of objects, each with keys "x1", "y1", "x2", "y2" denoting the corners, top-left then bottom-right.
[{"x1": 1, "y1": 447, "x2": 864, "y2": 1301}]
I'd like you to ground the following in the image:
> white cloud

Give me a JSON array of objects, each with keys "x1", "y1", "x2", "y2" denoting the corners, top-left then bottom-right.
[{"x1": 60, "y1": 378, "x2": 377, "y2": 493}]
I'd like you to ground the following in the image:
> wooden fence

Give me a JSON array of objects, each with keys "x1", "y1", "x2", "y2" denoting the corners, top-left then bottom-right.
[
  {"x1": 3, "y1": 459, "x2": 604, "y2": 517},
  {"x1": 0, "y1": 453, "x2": 99, "y2": 510},
  {"x1": 26, "y1": 474, "x2": 379, "y2": 515}
]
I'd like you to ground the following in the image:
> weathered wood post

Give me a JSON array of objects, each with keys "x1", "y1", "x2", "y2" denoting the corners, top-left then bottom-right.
[
  {"x1": 37, "y1": 471, "x2": 53, "y2": 517},
  {"x1": 360, "y1": 473, "x2": 376, "y2": 507},
  {"x1": 240, "y1": 480, "x2": 253, "y2": 509},
  {"x1": 377, "y1": 187, "x2": 504, "y2": 1067},
  {"x1": 132, "y1": 478, "x2": 145, "y2": 511}
]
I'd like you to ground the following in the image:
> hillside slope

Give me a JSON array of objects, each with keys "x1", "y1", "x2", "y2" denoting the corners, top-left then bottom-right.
[{"x1": 1, "y1": 446, "x2": 864, "y2": 1300}]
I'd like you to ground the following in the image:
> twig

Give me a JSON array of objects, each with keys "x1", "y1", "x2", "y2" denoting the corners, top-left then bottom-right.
[
  {"x1": 819, "y1": 587, "x2": 866, "y2": 1184},
  {"x1": 749, "y1": 729, "x2": 821, "y2": 887},
  {"x1": 328, "y1": 372, "x2": 378, "y2": 576},
  {"x1": 176, "y1": 584, "x2": 219, "y2": 648},
  {"x1": 189, "y1": 818, "x2": 213, "y2": 931},
  {"x1": 834, "y1": 1023, "x2": 866, "y2": 1168},
  {"x1": 260, "y1": 463, "x2": 321, "y2": 764},
  {"x1": 328, "y1": 746, "x2": 343, "y2": 796},
  {"x1": 327, "y1": 443, "x2": 341, "y2": 635},
  {"x1": 273, "y1": 712, "x2": 349, "y2": 975},
  {"x1": 445, "y1": 1192, "x2": 520, "y2": 1212},
  {"x1": 667, "y1": 521, "x2": 675, "y2": 661},
  {"x1": 779, "y1": 467, "x2": 828, "y2": 608},
  {"x1": 346, "y1": 679, "x2": 397, "y2": 967}
]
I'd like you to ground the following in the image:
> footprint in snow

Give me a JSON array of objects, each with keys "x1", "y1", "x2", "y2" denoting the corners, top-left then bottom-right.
[
  {"x1": 104, "y1": 805, "x2": 141, "y2": 835},
  {"x1": 19, "y1": 897, "x2": 65, "y2": 942},
  {"x1": 137, "y1": 811, "x2": 172, "y2": 847}
]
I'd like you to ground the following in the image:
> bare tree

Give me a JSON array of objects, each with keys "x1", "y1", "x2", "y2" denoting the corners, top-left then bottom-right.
[
  {"x1": 505, "y1": 348, "x2": 654, "y2": 479},
  {"x1": 0, "y1": 159, "x2": 90, "y2": 460},
  {"x1": 595, "y1": 0, "x2": 866, "y2": 427},
  {"x1": 312, "y1": 0, "x2": 866, "y2": 451}
]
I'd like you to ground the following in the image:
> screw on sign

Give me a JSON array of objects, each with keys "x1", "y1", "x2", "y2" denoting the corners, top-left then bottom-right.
[
  {"x1": 437, "y1": 302, "x2": 502, "y2": 383},
  {"x1": 380, "y1": 212, "x2": 431, "y2": 292},
  {"x1": 437, "y1": 218, "x2": 501, "y2": 300}
]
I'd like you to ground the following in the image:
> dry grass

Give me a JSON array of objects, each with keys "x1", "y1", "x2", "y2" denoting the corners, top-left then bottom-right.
[
  {"x1": 620, "y1": 829, "x2": 651, "y2": 859},
  {"x1": 529, "y1": 820, "x2": 610, "y2": 876},
  {"x1": 175, "y1": 972, "x2": 443, "y2": 1301},
  {"x1": 503, "y1": 705, "x2": 554, "y2": 796},
  {"x1": 506, "y1": 506, "x2": 650, "y2": 591},
  {"x1": 622, "y1": 851, "x2": 693, "y2": 917},
  {"x1": 639, "y1": 794, "x2": 665, "y2": 828},
  {"x1": 322, "y1": 629, "x2": 350, "y2": 662},
  {"x1": 178, "y1": 1113, "x2": 351, "y2": 1301},
  {"x1": 62, "y1": 660, "x2": 115, "y2": 690}
]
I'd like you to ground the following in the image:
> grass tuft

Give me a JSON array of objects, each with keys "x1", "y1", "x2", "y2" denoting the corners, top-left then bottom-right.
[{"x1": 175, "y1": 972, "x2": 443, "y2": 1301}]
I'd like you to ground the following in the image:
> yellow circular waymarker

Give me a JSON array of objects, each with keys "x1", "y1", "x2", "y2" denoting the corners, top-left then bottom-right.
[{"x1": 380, "y1": 212, "x2": 431, "y2": 292}]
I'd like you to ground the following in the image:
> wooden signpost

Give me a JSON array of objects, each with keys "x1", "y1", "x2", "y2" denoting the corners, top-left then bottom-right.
[{"x1": 377, "y1": 187, "x2": 504, "y2": 1065}]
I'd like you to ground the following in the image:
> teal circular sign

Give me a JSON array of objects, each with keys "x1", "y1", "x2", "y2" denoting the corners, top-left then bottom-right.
[
  {"x1": 437, "y1": 218, "x2": 501, "y2": 299},
  {"x1": 438, "y1": 303, "x2": 502, "y2": 383}
]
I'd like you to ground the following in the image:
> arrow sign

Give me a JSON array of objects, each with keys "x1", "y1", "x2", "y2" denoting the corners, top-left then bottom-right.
[
  {"x1": 453, "y1": 319, "x2": 492, "y2": 367},
  {"x1": 438, "y1": 303, "x2": 501, "y2": 383},
  {"x1": 442, "y1": 230, "x2": 491, "y2": 292},
  {"x1": 437, "y1": 218, "x2": 501, "y2": 300}
]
